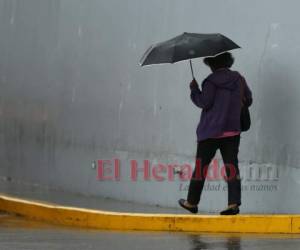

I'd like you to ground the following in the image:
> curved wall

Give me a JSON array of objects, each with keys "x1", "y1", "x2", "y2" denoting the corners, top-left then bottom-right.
[{"x1": 1, "y1": 0, "x2": 300, "y2": 213}]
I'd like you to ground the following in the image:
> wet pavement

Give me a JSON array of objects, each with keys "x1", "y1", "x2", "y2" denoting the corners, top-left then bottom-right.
[
  {"x1": 0, "y1": 214, "x2": 300, "y2": 250},
  {"x1": 0, "y1": 178, "x2": 183, "y2": 214},
  {"x1": 1, "y1": 179, "x2": 300, "y2": 249}
]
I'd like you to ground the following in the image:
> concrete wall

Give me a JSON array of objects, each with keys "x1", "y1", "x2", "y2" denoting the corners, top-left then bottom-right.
[{"x1": 1, "y1": 0, "x2": 300, "y2": 213}]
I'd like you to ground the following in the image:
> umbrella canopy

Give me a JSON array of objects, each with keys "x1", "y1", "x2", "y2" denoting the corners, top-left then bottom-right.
[{"x1": 140, "y1": 32, "x2": 240, "y2": 67}]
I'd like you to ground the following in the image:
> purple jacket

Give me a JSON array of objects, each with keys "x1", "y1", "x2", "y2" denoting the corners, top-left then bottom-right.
[{"x1": 190, "y1": 68, "x2": 253, "y2": 142}]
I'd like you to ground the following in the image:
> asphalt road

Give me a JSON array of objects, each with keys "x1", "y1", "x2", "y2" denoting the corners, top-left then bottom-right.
[{"x1": 1, "y1": 214, "x2": 300, "y2": 250}]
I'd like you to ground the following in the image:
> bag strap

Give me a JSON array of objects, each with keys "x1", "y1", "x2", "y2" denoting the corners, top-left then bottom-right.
[{"x1": 240, "y1": 76, "x2": 246, "y2": 108}]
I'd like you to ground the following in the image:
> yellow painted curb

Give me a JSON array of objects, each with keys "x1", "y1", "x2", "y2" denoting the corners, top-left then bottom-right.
[{"x1": 1, "y1": 194, "x2": 300, "y2": 234}]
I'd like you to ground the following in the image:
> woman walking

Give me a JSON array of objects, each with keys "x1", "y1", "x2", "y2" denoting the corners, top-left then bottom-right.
[{"x1": 178, "y1": 52, "x2": 252, "y2": 215}]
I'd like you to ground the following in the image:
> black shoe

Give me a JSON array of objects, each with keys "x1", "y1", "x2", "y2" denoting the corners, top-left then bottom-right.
[
  {"x1": 178, "y1": 199, "x2": 198, "y2": 214},
  {"x1": 220, "y1": 206, "x2": 240, "y2": 215}
]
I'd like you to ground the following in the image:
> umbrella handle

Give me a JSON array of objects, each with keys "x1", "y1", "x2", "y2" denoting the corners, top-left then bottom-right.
[{"x1": 189, "y1": 60, "x2": 195, "y2": 80}]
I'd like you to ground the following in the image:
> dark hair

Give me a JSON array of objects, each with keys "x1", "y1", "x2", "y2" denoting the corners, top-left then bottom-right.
[{"x1": 203, "y1": 52, "x2": 234, "y2": 70}]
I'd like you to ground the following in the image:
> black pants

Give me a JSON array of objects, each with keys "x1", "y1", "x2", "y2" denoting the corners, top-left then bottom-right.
[{"x1": 187, "y1": 135, "x2": 241, "y2": 206}]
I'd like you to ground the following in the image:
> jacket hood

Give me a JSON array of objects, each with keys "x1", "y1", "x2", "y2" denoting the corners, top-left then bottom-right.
[{"x1": 205, "y1": 68, "x2": 241, "y2": 90}]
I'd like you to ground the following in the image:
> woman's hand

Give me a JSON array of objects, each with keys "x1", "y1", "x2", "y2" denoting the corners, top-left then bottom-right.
[{"x1": 190, "y1": 79, "x2": 199, "y2": 90}]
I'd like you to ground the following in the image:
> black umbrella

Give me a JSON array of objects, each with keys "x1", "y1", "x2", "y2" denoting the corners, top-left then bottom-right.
[{"x1": 140, "y1": 32, "x2": 240, "y2": 79}]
